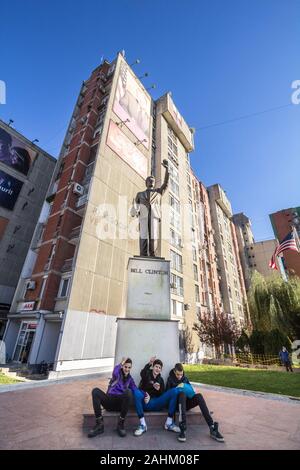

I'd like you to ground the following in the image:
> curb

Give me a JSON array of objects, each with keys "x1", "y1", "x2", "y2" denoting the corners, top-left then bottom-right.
[
  {"x1": 190, "y1": 381, "x2": 300, "y2": 403},
  {"x1": 0, "y1": 368, "x2": 112, "y2": 394}
]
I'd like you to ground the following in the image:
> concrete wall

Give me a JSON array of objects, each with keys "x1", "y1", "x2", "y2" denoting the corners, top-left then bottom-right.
[
  {"x1": 55, "y1": 309, "x2": 117, "y2": 364},
  {"x1": 2, "y1": 320, "x2": 20, "y2": 360},
  {"x1": 36, "y1": 321, "x2": 61, "y2": 364}
]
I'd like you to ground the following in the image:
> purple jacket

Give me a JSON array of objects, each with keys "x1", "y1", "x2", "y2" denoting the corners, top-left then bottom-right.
[{"x1": 107, "y1": 363, "x2": 138, "y2": 395}]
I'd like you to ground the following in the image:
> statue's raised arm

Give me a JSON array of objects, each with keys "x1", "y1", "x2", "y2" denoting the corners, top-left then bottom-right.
[{"x1": 157, "y1": 159, "x2": 169, "y2": 195}]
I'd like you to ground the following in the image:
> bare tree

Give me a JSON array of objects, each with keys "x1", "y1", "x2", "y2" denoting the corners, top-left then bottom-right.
[{"x1": 193, "y1": 311, "x2": 240, "y2": 358}]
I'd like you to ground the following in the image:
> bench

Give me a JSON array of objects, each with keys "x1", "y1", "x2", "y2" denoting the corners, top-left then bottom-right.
[{"x1": 83, "y1": 408, "x2": 206, "y2": 430}]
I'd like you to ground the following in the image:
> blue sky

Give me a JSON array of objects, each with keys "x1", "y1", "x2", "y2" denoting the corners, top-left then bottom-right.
[{"x1": 1, "y1": 0, "x2": 299, "y2": 241}]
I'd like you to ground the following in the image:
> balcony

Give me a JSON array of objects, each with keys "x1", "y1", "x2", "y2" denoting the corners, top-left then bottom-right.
[
  {"x1": 68, "y1": 225, "x2": 81, "y2": 245},
  {"x1": 76, "y1": 194, "x2": 88, "y2": 216},
  {"x1": 46, "y1": 180, "x2": 59, "y2": 203},
  {"x1": 170, "y1": 283, "x2": 184, "y2": 297},
  {"x1": 61, "y1": 258, "x2": 73, "y2": 273}
]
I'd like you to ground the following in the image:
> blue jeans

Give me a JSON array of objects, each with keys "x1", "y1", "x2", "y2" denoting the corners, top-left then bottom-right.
[{"x1": 133, "y1": 388, "x2": 182, "y2": 419}]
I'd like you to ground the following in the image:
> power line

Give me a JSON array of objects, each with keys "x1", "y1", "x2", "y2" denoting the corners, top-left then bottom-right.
[{"x1": 198, "y1": 103, "x2": 294, "y2": 130}]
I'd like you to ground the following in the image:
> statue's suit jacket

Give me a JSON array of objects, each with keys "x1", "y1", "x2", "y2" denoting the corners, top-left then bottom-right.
[{"x1": 132, "y1": 170, "x2": 169, "y2": 239}]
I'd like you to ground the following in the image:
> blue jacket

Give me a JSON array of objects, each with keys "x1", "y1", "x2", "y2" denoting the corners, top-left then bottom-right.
[
  {"x1": 279, "y1": 350, "x2": 290, "y2": 362},
  {"x1": 166, "y1": 369, "x2": 195, "y2": 398},
  {"x1": 107, "y1": 363, "x2": 138, "y2": 395}
]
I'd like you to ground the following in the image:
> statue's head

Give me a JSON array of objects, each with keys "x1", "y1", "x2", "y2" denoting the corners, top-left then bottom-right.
[{"x1": 145, "y1": 175, "x2": 155, "y2": 189}]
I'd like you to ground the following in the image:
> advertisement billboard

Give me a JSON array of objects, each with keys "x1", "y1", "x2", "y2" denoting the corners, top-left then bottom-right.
[
  {"x1": 0, "y1": 126, "x2": 37, "y2": 176},
  {"x1": 106, "y1": 120, "x2": 148, "y2": 179},
  {"x1": 113, "y1": 61, "x2": 151, "y2": 149},
  {"x1": 0, "y1": 169, "x2": 23, "y2": 210}
]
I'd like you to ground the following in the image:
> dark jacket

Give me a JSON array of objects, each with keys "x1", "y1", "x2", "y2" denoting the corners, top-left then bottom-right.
[
  {"x1": 107, "y1": 363, "x2": 138, "y2": 395},
  {"x1": 166, "y1": 368, "x2": 190, "y2": 390},
  {"x1": 139, "y1": 363, "x2": 165, "y2": 398},
  {"x1": 279, "y1": 350, "x2": 290, "y2": 363}
]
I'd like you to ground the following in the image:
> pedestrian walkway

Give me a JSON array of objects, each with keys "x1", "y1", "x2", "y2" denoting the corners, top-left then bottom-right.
[{"x1": 0, "y1": 373, "x2": 299, "y2": 450}]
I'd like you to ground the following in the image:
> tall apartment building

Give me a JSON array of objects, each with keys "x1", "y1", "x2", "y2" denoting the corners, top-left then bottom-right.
[
  {"x1": 207, "y1": 184, "x2": 248, "y2": 326},
  {"x1": 269, "y1": 207, "x2": 300, "y2": 277},
  {"x1": 3, "y1": 52, "x2": 247, "y2": 374},
  {"x1": 4, "y1": 53, "x2": 200, "y2": 373},
  {"x1": 0, "y1": 120, "x2": 55, "y2": 338},
  {"x1": 247, "y1": 239, "x2": 279, "y2": 278},
  {"x1": 232, "y1": 213, "x2": 255, "y2": 290},
  {"x1": 154, "y1": 94, "x2": 225, "y2": 358}
]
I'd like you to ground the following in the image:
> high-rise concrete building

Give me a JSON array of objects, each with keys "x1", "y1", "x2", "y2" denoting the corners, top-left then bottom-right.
[
  {"x1": 207, "y1": 184, "x2": 248, "y2": 326},
  {"x1": 4, "y1": 54, "x2": 196, "y2": 373},
  {"x1": 0, "y1": 120, "x2": 55, "y2": 338},
  {"x1": 269, "y1": 207, "x2": 300, "y2": 277},
  {"x1": 232, "y1": 213, "x2": 255, "y2": 290},
  {"x1": 247, "y1": 239, "x2": 279, "y2": 278},
  {"x1": 3, "y1": 52, "x2": 249, "y2": 374}
]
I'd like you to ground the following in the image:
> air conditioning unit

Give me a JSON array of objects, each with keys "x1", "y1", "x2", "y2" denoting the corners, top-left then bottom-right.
[
  {"x1": 73, "y1": 183, "x2": 84, "y2": 196},
  {"x1": 26, "y1": 280, "x2": 36, "y2": 290}
]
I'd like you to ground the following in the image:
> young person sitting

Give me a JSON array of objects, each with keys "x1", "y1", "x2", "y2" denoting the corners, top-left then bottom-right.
[
  {"x1": 88, "y1": 357, "x2": 137, "y2": 438},
  {"x1": 167, "y1": 363, "x2": 224, "y2": 443},
  {"x1": 133, "y1": 356, "x2": 181, "y2": 436}
]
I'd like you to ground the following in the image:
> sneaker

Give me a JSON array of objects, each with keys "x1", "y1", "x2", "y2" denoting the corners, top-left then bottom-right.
[
  {"x1": 164, "y1": 422, "x2": 180, "y2": 433},
  {"x1": 134, "y1": 424, "x2": 147, "y2": 436},
  {"x1": 210, "y1": 422, "x2": 224, "y2": 442},
  {"x1": 177, "y1": 425, "x2": 186, "y2": 442}
]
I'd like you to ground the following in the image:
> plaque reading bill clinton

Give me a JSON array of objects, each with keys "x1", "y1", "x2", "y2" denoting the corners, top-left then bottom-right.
[{"x1": 131, "y1": 159, "x2": 169, "y2": 257}]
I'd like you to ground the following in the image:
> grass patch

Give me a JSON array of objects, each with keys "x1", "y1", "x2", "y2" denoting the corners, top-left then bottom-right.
[
  {"x1": 0, "y1": 373, "x2": 22, "y2": 385},
  {"x1": 184, "y1": 364, "x2": 300, "y2": 398}
]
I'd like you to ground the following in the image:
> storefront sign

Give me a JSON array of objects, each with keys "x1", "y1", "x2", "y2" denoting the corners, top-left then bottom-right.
[{"x1": 21, "y1": 301, "x2": 35, "y2": 311}]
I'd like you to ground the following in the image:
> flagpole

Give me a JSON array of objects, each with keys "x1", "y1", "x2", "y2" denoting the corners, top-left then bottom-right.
[{"x1": 278, "y1": 255, "x2": 288, "y2": 282}]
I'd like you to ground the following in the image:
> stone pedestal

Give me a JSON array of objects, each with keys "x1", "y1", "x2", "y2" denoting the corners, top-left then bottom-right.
[
  {"x1": 126, "y1": 257, "x2": 171, "y2": 320},
  {"x1": 114, "y1": 256, "x2": 179, "y2": 382}
]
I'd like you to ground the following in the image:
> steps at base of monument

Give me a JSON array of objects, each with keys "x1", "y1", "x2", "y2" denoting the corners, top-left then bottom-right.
[{"x1": 83, "y1": 409, "x2": 204, "y2": 430}]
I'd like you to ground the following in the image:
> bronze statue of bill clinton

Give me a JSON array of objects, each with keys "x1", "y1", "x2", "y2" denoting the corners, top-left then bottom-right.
[{"x1": 131, "y1": 159, "x2": 169, "y2": 257}]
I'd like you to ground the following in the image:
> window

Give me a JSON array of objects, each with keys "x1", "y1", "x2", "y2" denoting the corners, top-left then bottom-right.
[
  {"x1": 170, "y1": 178, "x2": 179, "y2": 197},
  {"x1": 59, "y1": 277, "x2": 70, "y2": 298},
  {"x1": 195, "y1": 285, "x2": 200, "y2": 303},
  {"x1": 169, "y1": 194, "x2": 180, "y2": 214},
  {"x1": 170, "y1": 250, "x2": 183, "y2": 273},
  {"x1": 170, "y1": 209, "x2": 181, "y2": 231},
  {"x1": 171, "y1": 273, "x2": 184, "y2": 296},
  {"x1": 171, "y1": 300, "x2": 183, "y2": 317},
  {"x1": 192, "y1": 245, "x2": 197, "y2": 262},
  {"x1": 170, "y1": 229, "x2": 182, "y2": 249},
  {"x1": 193, "y1": 264, "x2": 198, "y2": 281},
  {"x1": 169, "y1": 162, "x2": 179, "y2": 182},
  {"x1": 39, "y1": 276, "x2": 48, "y2": 300}
]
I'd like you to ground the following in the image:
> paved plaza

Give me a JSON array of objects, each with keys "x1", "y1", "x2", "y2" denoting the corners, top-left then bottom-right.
[{"x1": 0, "y1": 372, "x2": 299, "y2": 450}]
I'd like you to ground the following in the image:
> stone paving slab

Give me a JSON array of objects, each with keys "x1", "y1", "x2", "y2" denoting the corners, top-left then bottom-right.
[{"x1": 0, "y1": 373, "x2": 299, "y2": 450}]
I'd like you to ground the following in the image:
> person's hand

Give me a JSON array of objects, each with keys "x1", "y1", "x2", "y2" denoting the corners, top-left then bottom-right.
[
  {"x1": 153, "y1": 382, "x2": 160, "y2": 391},
  {"x1": 121, "y1": 357, "x2": 127, "y2": 365},
  {"x1": 176, "y1": 383, "x2": 184, "y2": 388},
  {"x1": 130, "y1": 199, "x2": 139, "y2": 218},
  {"x1": 162, "y1": 159, "x2": 168, "y2": 169},
  {"x1": 149, "y1": 356, "x2": 156, "y2": 364},
  {"x1": 144, "y1": 392, "x2": 150, "y2": 404}
]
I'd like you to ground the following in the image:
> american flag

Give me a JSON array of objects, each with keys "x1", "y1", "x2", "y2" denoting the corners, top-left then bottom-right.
[{"x1": 269, "y1": 227, "x2": 300, "y2": 270}]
